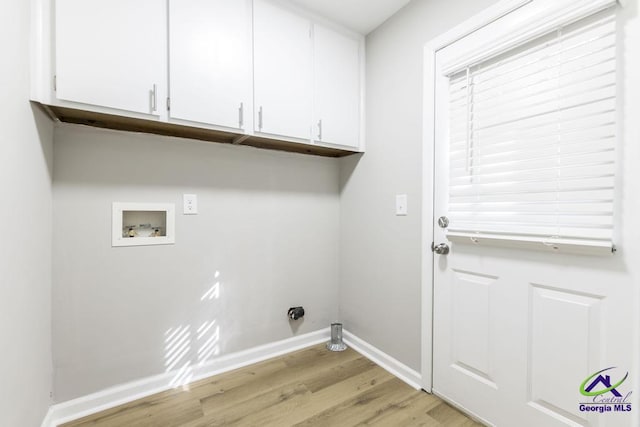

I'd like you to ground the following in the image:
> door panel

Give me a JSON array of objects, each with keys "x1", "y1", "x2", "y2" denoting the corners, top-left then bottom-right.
[
  {"x1": 313, "y1": 24, "x2": 360, "y2": 148},
  {"x1": 528, "y1": 285, "x2": 604, "y2": 426},
  {"x1": 253, "y1": 0, "x2": 312, "y2": 141},
  {"x1": 451, "y1": 269, "x2": 495, "y2": 385},
  {"x1": 433, "y1": 245, "x2": 630, "y2": 427},
  {"x1": 169, "y1": 0, "x2": 251, "y2": 130},
  {"x1": 55, "y1": 0, "x2": 166, "y2": 116}
]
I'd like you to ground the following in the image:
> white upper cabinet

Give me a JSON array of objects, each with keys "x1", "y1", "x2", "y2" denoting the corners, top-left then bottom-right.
[
  {"x1": 36, "y1": 0, "x2": 363, "y2": 155},
  {"x1": 55, "y1": 0, "x2": 167, "y2": 117},
  {"x1": 253, "y1": 0, "x2": 312, "y2": 141},
  {"x1": 313, "y1": 24, "x2": 361, "y2": 149},
  {"x1": 169, "y1": 0, "x2": 252, "y2": 130}
]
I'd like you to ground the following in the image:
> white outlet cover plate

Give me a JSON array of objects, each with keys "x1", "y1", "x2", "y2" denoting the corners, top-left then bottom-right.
[
  {"x1": 183, "y1": 194, "x2": 198, "y2": 215},
  {"x1": 396, "y1": 194, "x2": 408, "y2": 216}
]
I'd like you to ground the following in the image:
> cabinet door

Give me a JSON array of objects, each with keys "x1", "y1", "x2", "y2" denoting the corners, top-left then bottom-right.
[
  {"x1": 55, "y1": 0, "x2": 166, "y2": 116},
  {"x1": 313, "y1": 25, "x2": 361, "y2": 149},
  {"x1": 169, "y1": 0, "x2": 251, "y2": 130},
  {"x1": 253, "y1": 0, "x2": 312, "y2": 141}
]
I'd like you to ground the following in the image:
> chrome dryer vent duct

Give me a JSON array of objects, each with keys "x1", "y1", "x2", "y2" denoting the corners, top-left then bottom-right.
[{"x1": 326, "y1": 322, "x2": 347, "y2": 352}]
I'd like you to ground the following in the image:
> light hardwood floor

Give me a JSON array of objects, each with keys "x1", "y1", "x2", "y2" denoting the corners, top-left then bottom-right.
[{"x1": 62, "y1": 344, "x2": 482, "y2": 426}]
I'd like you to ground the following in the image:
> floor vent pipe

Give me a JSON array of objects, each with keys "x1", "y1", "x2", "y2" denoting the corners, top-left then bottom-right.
[{"x1": 326, "y1": 322, "x2": 347, "y2": 352}]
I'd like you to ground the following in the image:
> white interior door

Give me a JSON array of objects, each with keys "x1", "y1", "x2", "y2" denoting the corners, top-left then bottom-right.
[{"x1": 431, "y1": 2, "x2": 633, "y2": 426}]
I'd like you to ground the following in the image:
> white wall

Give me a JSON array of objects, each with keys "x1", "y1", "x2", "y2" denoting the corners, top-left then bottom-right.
[
  {"x1": 339, "y1": 0, "x2": 499, "y2": 372},
  {"x1": 0, "y1": 1, "x2": 54, "y2": 425},
  {"x1": 52, "y1": 125, "x2": 340, "y2": 401}
]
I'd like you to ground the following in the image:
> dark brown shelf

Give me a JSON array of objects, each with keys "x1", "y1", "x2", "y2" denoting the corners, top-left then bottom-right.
[{"x1": 38, "y1": 104, "x2": 358, "y2": 158}]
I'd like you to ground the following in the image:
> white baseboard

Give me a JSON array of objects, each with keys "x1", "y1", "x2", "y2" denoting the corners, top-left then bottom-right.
[
  {"x1": 41, "y1": 328, "x2": 424, "y2": 427},
  {"x1": 41, "y1": 329, "x2": 330, "y2": 427},
  {"x1": 343, "y1": 329, "x2": 422, "y2": 390},
  {"x1": 40, "y1": 407, "x2": 55, "y2": 427}
]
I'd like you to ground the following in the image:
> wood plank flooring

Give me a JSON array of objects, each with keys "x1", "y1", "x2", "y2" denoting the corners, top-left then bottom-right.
[{"x1": 61, "y1": 344, "x2": 482, "y2": 427}]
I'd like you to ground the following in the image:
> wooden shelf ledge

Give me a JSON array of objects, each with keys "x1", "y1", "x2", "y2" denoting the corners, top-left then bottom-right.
[{"x1": 39, "y1": 104, "x2": 358, "y2": 158}]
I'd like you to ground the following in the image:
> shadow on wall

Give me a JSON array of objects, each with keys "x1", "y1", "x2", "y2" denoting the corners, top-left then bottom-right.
[
  {"x1": 53, "y1": 124, "x2": 341, "y2": 195},
  {"x1": 164, "y1": 270, "x2": 223, "y2": 388},
  {"x1": 31, "y1": 102, "x2": 54, "y2": 181},
  {"x1": 338, "y1": 152, "x2": 363, "y2": 192}
]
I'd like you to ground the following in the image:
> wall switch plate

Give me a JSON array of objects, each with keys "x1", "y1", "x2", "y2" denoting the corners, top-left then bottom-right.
[
  {"x1": 396, "y1": 194, "x2": 408, "y2": 216},
  {"x1": 183, "y1": 194, "x2": 198, "y2": 215}
]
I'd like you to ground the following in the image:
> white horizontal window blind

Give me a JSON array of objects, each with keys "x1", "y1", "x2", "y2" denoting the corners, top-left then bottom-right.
[{"x1": 446, "y1": 8, "x2": 616, "y2": 252}]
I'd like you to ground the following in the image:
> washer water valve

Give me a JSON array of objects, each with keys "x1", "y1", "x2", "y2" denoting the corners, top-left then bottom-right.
[{"x1": 288, "y1": 306, "x2": 305, "y2": 320}]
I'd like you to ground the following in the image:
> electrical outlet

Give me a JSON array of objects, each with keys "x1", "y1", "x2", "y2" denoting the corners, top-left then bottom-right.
[
  {"x1": 396, "y1": 194, "x2": 408, "y2": 216},
  {"x1": 183, "y1": 194, "x2": 198, "y2": 215}
]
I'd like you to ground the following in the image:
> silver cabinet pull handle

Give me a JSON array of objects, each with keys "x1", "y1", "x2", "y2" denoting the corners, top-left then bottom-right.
[
  {"x1": 238, "y1": 102, "x2": 244, "y2": 129},
  {"x1": 151, "y1": 84, "x2": 157, "y2": 112},
  {"x1": 258, "y1": 106, "x2": 263, "y2": 131},
  {"x1": 317, "y1": 119, "x2": 322, "y2": 140}
]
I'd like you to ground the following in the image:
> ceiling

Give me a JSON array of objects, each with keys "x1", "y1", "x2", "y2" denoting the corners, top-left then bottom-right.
[{"x1": 286, "y1": 0, "x2": 411, "y2": 34}]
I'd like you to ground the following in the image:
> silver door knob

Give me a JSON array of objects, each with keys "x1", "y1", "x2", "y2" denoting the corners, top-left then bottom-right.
[{"x1": 431, "y1": 242, "x2": 450, "y2": 255}]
